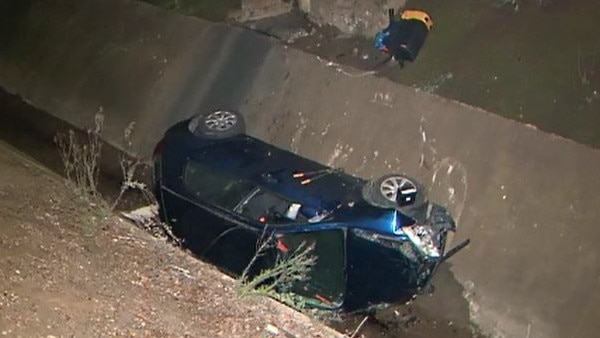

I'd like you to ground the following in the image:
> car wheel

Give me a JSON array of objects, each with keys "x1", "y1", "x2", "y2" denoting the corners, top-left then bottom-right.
[
  {"x1": 188, "y1": 109, "x2": 246, "y2": 139},
  {"x1": 362, "y1": 174, "x2": 427, "y2": 210}
]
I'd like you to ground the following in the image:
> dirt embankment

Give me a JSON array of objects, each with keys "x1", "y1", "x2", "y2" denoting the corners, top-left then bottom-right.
[{"x1": 0, "y1": 140, "x2": 341, "y2": 338}]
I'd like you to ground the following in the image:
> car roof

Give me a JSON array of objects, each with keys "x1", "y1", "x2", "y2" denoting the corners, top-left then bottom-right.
[{"x1": 191, "y1": 135, "x2": 366, "y2": 212}]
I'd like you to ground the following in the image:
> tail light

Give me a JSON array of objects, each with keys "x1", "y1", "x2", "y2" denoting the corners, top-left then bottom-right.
[
  {"x1": 152, "y1": 139, "x2": 165, "y2": 188},
  {"x1": 153, "y1": 138, "x2": 166, "y2": 158}
]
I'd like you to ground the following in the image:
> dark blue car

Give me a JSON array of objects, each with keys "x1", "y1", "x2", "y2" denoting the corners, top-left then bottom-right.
[{"x1": 153, "y1": 110, "x2": 464, "y2": 312}]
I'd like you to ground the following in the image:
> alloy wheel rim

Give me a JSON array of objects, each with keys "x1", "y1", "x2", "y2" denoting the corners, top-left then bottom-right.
[
  {"x1": 380, "y1": 176, "x2": 418, "y2": 202},
  {"x1": 205, "y1": 110, "x2": 237, "y2": 131}
]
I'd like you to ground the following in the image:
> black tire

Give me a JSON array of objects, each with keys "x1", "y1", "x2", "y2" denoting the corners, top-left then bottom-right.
[
  {"x1": 188, "y1": 109, "x2": 246, "y2": 139},
  {"x1": 362, "y1": 174, "x2": 427, "y2": 210}
]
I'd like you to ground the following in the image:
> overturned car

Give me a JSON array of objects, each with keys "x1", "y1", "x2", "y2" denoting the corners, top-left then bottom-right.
[{"x1": 153, "y1": 110, "x2": 468, "y2": 312}]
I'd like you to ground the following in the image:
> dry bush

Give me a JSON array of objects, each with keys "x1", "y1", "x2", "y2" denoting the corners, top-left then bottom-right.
[
  {"x1": 54, "y1": 112, "x2": 176, "y2": 243},
  {"x1": 54, "y1": 111, "x2": 104, "y2": 198},
  {"x1": 111, "y1": 122, "x2": 154, "y2": 210},
  {"x1": 238, "y1": 229, "x2": 317, "y2": 311}
]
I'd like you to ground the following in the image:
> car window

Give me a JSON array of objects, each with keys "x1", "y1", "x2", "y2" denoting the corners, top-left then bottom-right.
[
  {"x1": 183, "y1": 160, "x2": 256, "y2": 210},
  {"x1": 237, "y1": 189, "x2": 308, "y2": 225},
  {"x1": 278, "y1": 229, "x2": 346, "y2": 307}
]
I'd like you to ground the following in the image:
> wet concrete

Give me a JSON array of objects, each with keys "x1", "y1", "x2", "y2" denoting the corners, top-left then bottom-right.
[
  {"x1": 401, "y1": 0, "x2": 600, "y2": 146},
  {"x1": 2, "y1": 1, "x2": 600, "y2": 337},
  {"x1": 285, "y1": 0, "x2": 600, "y2": 148}
]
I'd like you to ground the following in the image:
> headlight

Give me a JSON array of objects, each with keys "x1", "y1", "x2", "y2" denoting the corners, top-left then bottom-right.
[
  {"x1": 402, "y1": 225, "x2": 440, "y2": 258},
  {"x1": 352, "y1": 228, "x2": 421, "y2": 263}
]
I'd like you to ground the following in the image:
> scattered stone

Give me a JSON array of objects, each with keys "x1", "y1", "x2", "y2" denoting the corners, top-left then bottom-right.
[
  {"x1": 298, "y1": 0, "x2": 408, "y2": 36},
  {"x1": 237, "y1": 0, "x2": 294, "y2": 22}
]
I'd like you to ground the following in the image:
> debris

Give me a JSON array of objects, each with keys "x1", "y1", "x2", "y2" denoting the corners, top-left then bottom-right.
[
  {"x1": 373, "y1": 9, "x2": 433, "y2": 67},
  {"x1": 121, "y1": 204, "x2": 159, "y2": 225},
  {"x1": 349, "y1": 315, "x2": 369, "y2": 338},
  {"x1": 169, "y1": 265, "x2": 196, "y2": 280},
  {"x1": 264, "y1": 323, "x2": 296, "y2": 337},
  {"x1": 265, "y1": 323, "x2": 280, "y2": 335}
]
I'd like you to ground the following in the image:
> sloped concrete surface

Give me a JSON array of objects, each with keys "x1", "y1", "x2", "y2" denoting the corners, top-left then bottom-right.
[
  {"x1": 245, "y1": 52, "x2": 600, "y2": 337},
  {"x1": 1, "y1": 1, "x2": 600, "y2": 337}
]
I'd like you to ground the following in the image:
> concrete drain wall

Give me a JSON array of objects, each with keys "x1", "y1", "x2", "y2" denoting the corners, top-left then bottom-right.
[{"x1": 1, "y1": 1, "x2": 599, "y2": 337}]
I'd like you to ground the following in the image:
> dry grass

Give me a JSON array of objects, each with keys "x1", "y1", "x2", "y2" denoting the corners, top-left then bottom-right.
[
  {"x1": 53, "y1": 110, "x2": 104, "y2": 199},
  {"x1": 237, "y1": 228, "x2": 317, "y2": 311}
]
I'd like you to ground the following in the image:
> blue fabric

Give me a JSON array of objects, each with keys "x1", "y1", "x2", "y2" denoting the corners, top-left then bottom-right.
[{"x1": 374, "y1": 29, "x2": 390, "y2": 51}]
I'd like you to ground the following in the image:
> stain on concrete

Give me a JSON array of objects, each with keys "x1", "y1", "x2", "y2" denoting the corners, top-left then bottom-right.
[{"x1": 290, "y1": 112, "x2": 308, "y2": 153}]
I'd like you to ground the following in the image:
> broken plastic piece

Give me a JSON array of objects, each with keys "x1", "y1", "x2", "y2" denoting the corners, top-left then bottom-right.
[
  {"x1": 285, "y1": 203, "x2": 301, "y2": 220},
  {"x1": 276, "y1": 239, "x2": 289, "y2": 253}
]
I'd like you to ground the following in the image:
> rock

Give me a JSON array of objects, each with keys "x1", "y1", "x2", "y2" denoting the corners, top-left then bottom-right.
[
  {"x1": 121, "y1": 204, "x2": 159, "y2": 226},
  {"x1": 237, "y1": 0, "x2": 294, "y2": 22},
  {"x1": 298, "y1": 0, "x2": 408, "y2": 37}
]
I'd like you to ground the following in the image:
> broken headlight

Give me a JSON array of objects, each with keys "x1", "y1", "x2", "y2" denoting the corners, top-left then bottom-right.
[
  {"x1": 402, "y1": 225, "x2": 441, "y2": 258},
  {"x1": 352, "y1": 228, "x2": 421, "y2": 263}
]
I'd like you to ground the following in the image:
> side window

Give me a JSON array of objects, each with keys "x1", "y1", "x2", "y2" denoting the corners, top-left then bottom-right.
[
  {"x1": 237, "y1": 189, "x2": 308, "y2": 224},
  {"x1": 182, "y1": 160, "x2": 256, "y2": 210}
]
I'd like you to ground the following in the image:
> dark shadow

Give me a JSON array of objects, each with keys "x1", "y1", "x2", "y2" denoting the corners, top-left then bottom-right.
[{"x1": 0, "y1": 0, "x2": 33, "y2": 53}]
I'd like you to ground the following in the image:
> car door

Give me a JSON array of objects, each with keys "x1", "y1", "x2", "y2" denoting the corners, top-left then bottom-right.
[
  {"x1": 276, "y1": 229, "x2": 347, "y2": 310},
  {"x1": 160, "y1": 157, "x2": 261, "y2": 276},
  {"x1": 234, "y1": 188, "x2": 347, "y2": 309}
]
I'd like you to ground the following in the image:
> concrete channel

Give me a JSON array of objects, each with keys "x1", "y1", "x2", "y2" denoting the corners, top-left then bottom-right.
[{"x1": 1, "y1": 1, "x2": 600, "y2": 337}]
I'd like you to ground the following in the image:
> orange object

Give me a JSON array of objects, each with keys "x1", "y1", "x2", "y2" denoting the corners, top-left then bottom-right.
[
  {"x1": 315, "y1": 294, "x2": 332, "y2": 305},
  {"x1": 276, "y1": 239, "x2": 289, "y2": 253},
  {"x1": 401, "y1": 10, "x2": 433, "y2": 30}
]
